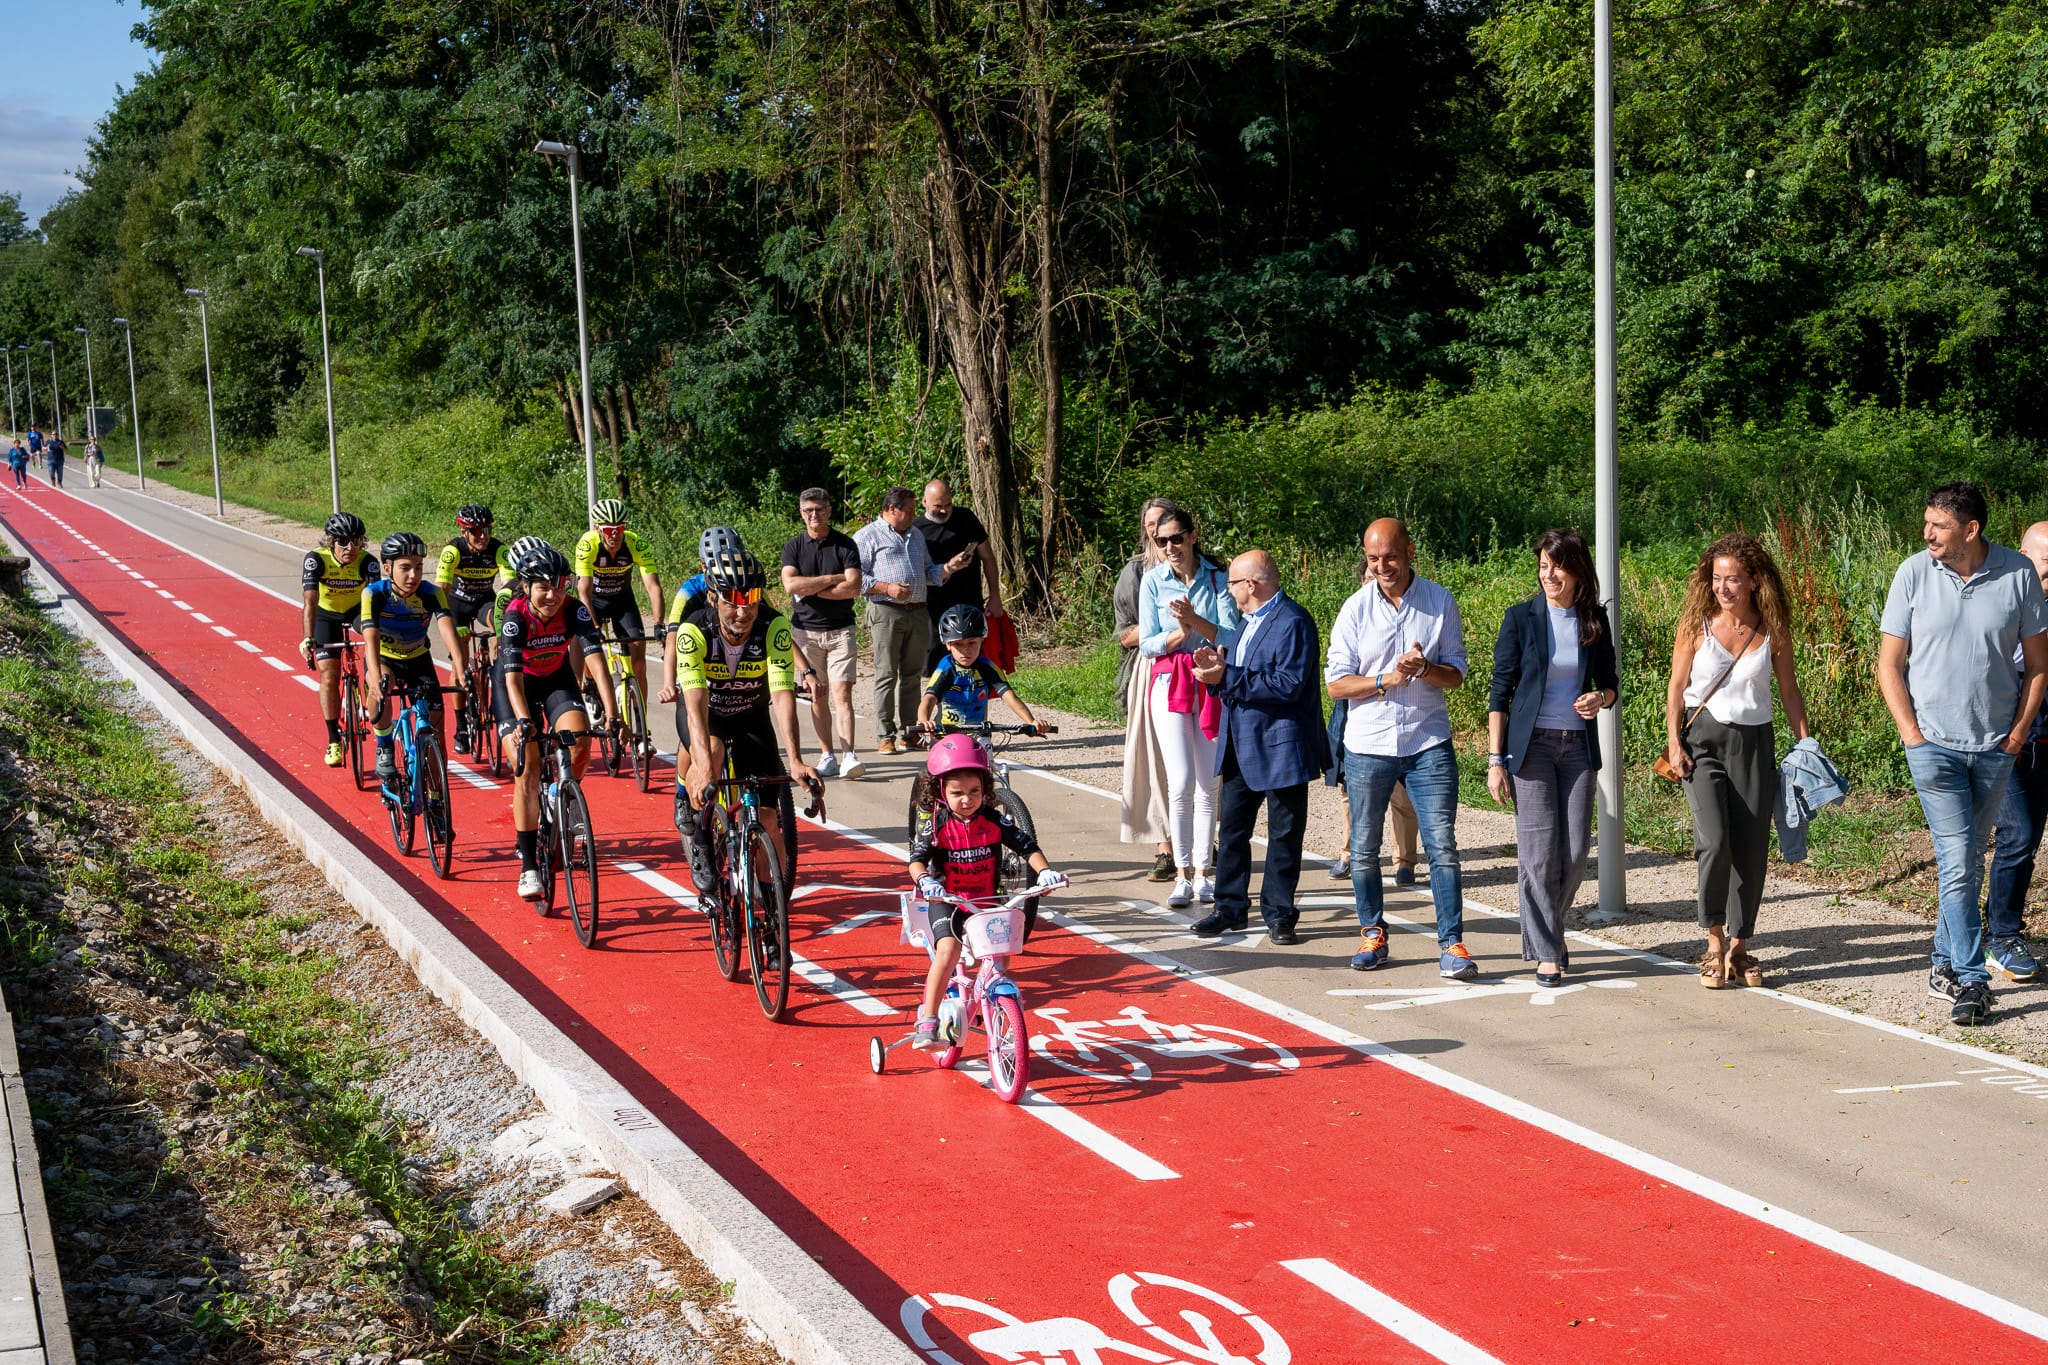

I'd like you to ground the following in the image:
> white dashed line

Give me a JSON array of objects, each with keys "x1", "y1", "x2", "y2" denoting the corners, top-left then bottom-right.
[
  {"x1": 233, "y1": 639, "x2": 261, "y2": 654},
  {"x1": 211, "y1": 625, "x2": 235, "y2": 638},
  {"x1": 261, "y1": 656, "x2": 293, "y2": 673}
]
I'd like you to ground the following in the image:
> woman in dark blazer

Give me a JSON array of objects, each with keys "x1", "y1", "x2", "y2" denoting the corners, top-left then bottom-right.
[{"x1": 1485, "y1": 529, "x2": 1620, "y2": 985}]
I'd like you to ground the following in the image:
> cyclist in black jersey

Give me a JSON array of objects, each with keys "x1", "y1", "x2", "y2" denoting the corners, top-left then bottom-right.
[{"x1": 298, "y1": 512, "x2": 382, "y2": 767}]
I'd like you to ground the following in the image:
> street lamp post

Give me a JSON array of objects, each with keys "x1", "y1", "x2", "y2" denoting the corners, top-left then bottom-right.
[
  {"x1": 294, "y1": 247, "x2": 340, "y2": 514},
  {"x1": 41, "y1": 340, "x2": 62, "y2": 444},
  {"x1": 16, "y1": 347, "x2": 32, "y2": 431},
  {"x1": 113, "y1": 317, "x2": 144, "y2": 490},
  {"x1": 74, "y1": 327, "x2": 97, "y2": 444},
  {"x1": 1591, "y1": 0, "x2": 1626, "y2": 920},
  {"x1": 4, "y1": 345, "x2": 15, "y2": 436},
  {"x1": 185, "y1": 289, "x2": 224, "y2": 515},
  {"x1": 533, "y1": 138, "x2": 598, "y2": 521}
]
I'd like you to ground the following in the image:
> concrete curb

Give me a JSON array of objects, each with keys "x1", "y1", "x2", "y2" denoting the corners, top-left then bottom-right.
[
  {"x1": 7, "y1": 534, "x2": 918, "y2": 1365},
  {"x1": 0, "y1": 988, "x2": 76, "y2": 1365}
]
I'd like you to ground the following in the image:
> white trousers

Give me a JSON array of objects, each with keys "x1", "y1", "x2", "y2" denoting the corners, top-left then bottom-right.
[{"x1": 1148, "y1": 672, "x2": 1218, "y2": 872}]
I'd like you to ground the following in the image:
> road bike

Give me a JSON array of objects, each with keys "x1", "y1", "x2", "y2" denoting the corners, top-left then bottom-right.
[
  {"x1": 867, "y1": 878, "x2": 1067, "y2": 1103},
  {"x1": 375, "y1": 672, "x2": 462, "y2": 879},
  {"x1": 332, "y1": 626, "x2": 371, "y2": 791},
  {"x1": 452, "y1": 620, "x2": 501, "y2": 778},
  {"x1": 693, "y1": 768, "x2": 824, "y2": 1022},
  {"x1": 584, "y1": 621, "x2": 654, "y2": 790},
  {"x1": 515, "y1": 721, "x2": 605, "y2": 948},
  {"x1": 904, "y1": 719, "x2": 1056, "y2": 892}
]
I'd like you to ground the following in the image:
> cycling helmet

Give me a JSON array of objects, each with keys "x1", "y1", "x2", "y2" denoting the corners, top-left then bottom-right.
[
  {"x1": 704, "y1": 548, "x2": 766, "y2": 596},
  {"x1": 508, "y1": 535, "x2": 570, "y2": 582},
  {"x1": 590, "y1": 498, "x2": 627, "y2": 528},
  {"x1": 324, "y1": 511, "x2": 366, "y2": 542},
  {"x1": 698, "y1": 524, "x2": 746, "y2": 566},
  {"x1": 926, "y1": 733, "x2": 994, "y2": 780},
  {"x1": 938, "y1": 603, "x2": 986, "y2": 643},
  {"x1": 455, "y1": 503, "x2": 493, "y2": 530},
  {"x1": 380, "y1": 531, "x2": 427, "y2": 562}
]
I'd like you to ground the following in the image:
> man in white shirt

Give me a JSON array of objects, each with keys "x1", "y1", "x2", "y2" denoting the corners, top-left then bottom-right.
[{"x1": 1324, "y1": 518, "x2": 1475, "y2": 979}]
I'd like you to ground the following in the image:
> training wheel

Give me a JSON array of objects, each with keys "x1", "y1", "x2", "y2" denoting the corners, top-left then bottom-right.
[{"x1": 868, "y1": 1036, "x2": 886, "y2": 1075}]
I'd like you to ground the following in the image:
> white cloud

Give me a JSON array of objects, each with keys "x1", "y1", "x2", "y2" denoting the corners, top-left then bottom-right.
[{"x1": 0, "y1": 102, "x2": 100, "y2": 225}]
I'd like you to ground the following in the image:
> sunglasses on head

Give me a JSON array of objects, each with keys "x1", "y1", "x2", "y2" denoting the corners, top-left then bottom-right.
[
  {"x1": 720, "y1": 586, "x2": 765, "y2": 606},
  {"x1": 1154, "y1": 532, "x2": 1189, "y2": 548}
]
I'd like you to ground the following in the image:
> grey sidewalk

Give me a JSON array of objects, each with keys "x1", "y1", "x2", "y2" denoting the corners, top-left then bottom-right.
[{"x1": 0, "y1": 989, "x2": 75, "y2": 1365}]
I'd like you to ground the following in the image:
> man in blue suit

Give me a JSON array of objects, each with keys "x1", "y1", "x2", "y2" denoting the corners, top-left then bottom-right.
[{"x1": 1191, "y1": 551, "x2": 1331, "y2": 944}]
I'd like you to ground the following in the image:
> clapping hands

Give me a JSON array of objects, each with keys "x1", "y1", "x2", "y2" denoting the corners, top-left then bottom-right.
[{"x1": 1191, "y1": 644, "x2": 1224, "y2": 685}]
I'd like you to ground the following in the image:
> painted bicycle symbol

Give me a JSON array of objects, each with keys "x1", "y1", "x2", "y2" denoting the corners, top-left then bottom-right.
[
  {"x1": 902, "y1": 1270, "x2": 1291, "y2": 1365},
  {"x1": 1028, "y1": 1005, "x2": 1299, "y2": 1085}
]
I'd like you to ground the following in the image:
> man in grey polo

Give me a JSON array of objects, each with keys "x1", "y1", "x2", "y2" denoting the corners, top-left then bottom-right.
[
  {"x1": 855, "y1": 486, "x2": 973, "y2": 754},
  {"x1": 1878, "y1": 480, "x2": 2048, "y2": 1026}
]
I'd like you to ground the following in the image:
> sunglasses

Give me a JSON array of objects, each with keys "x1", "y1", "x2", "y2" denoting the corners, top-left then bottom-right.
[
  {"x1": 1154, "y1": 532, "x2": 1189, "y2": 548},
  {"x1": 598, "y1": 523, "x2": 626, "y2": 535},
  {"x1": 720, "y1": 586, "x2": 765, "y2": 606}
]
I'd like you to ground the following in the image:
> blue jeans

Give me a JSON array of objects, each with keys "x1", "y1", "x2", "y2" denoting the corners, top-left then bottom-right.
[
  {"x1": 1984, "y1": 741, "x2": 2048, "y2": 943},
  {"x1": 1344, "y1": 742, "x2": 1463, "y2": 946},
  {"x1": 1904, "y1": 740, "x2": 2016, "y2": 986}
]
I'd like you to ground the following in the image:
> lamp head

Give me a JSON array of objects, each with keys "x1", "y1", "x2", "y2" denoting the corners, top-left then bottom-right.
[
  {"x1": 184, "y1": 288, "x2": 204, "y2": 299},
  {"x1": 112, "y1": 317, "x2": 128, "y2": 327},
  {"x1": 74, "y1": 326, "x2": 87, "y2": 336},
  {"x1": 295, "y1": 246, "x2": 323, "y2": 260},
  {"x1": 534, "y1": 139, "x2": 574, "y2": 159}
]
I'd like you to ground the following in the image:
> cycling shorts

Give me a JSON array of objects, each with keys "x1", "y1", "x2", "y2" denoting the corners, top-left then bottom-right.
[
  {"x1": 588, "y1": 592, "x2": 646, "y2": 644},
  {"x1": 492, "y1": 664, "x2": 588, "y2": 739},
  {"x1": 713, "y1": 726, "x2": 786, "y2": 783},
  {"x1": 311, "y1": 607, "x2": 361, "y2": 662},
  {"x1": 447, "y1": 593, "x2": 496, "y2": 638},
  {"x1": 376, "y1": 653, "x2": 443, "y2": 713}
]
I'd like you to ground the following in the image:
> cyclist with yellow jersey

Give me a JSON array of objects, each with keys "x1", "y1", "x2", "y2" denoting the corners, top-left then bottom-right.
[
  {"x1": 572, "y1": 498, "x2": 664, "y2": 716},
  {"x1": 298, "y1": 511, "x2": 382, "y2": 767}
]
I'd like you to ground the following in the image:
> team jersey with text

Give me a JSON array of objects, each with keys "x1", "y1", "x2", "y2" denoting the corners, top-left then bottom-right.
[
  {"x1": 497, "y1": 595, "x2": 599, "y2": 677},
  {"x1": 924, "y1": 655, "x2": 1012, "y2": 727},
  {"x1": 571, "y1": 528, "x2": 656, "y2": 599},
  {"x1": 301, "y1": 546, "x2": 381, "y2": 616},
  {"x1": 672, "y1": 604, "x2": 795, "y2": 734},
  {"x1": 361, "y1": 579, "x2": 448, "y2": 661},
  {"x1": 908, "y1": 805, "x2": 1041, "y2": 902},
  {"x1": 435, "y1": 538, "x2": 510, "y2": 604}
]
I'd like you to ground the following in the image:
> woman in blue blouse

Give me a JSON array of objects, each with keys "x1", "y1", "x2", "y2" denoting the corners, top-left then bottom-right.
[{"x1": 1137, "y1": 507, "x2": 1242, "y2": 908}]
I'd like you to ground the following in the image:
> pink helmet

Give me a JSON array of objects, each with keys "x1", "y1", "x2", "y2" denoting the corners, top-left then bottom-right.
[{"x1": 926, "y1": 732, "x2": 994, "y2": 779}]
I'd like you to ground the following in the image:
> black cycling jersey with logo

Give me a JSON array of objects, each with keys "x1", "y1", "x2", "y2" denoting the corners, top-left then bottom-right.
[
  {"x1": 672, "y1": 603, "x2": 795, "y2": 736},
  {"x1": 435, "y1": 537, "x2": 509, "y2": 604}
]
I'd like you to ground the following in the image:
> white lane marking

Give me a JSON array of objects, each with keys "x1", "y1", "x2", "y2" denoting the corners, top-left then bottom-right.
[
  {"x1": 126, "y1": 570, "x2": 143, "y2": 579},
  {"x1": 233, "y1": 638, "x2": 261, "y2": 653},
  {"x1": 1329, "y1": 980, "x2": 1639, "y2": 1010},
  {"x1": 446, "y1": 760, "x2": 499, "y2": 790},
  {"x1": 1282, "y1": 1258, "x2": 1503, "y2": 1364},
  {"x1": 809, "y1": 908, "x2": 891, "y2": 935},
  {"x1": 615, "y1": 860, "x2": 895, "y2": 1017},
  {"x1": 154, "y1": 588, "x2": 174, "y2": 598},
  {"x1": 98, "y1": 477, "x2": 308, "y2": 551},
  {"x1": 19, "y1": 484, "x2": 302, "y2": 608},
  {"x1": 191, "y1": 612, "x2": 213, "y2": 624},
  {"x1": 953, "y1": 1057, "x2": 1181, "y2": 1182},
  {"x1": 1834, "y1": 1082, "x2": 1965, "y2": 1095},
  {"x1": 261, "y1": 655, "x2": 293, "y2": 673},
  {"x1": 292, "y1": 675, "x2": 320, "y2": 692},
  {"x1": 172, "y1": 599, "x2": 192, "y2": 610},
  {"x1": 140, "y1": 578, "x2": 158, "y2": 588},
  {"x1": 211, "y1": 625, "x2": 236, "y2": 639},
  {"x1": 1038, "y1": 907, "x2": 2048, "y2": 1341}
]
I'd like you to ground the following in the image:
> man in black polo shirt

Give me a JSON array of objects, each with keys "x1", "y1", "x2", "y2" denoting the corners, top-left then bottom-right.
[
  {"x1": 780, "y1": 487, "x2": 866, "y2": 778},
  {"x1": 916, "y1": 477, "x2": 1004, "y2": 671}
]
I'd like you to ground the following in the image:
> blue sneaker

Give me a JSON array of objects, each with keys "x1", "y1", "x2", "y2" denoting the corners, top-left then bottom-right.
[
  {"x1": 1349, "y1": 926, "x2": 1389, "y2": 971},
  {"x1": 1987, "y1": 937, "x2": 2043, "y2": 983},
  {"x1": 1439, "y1": 943, "x2": 1478, "y2": 980}
]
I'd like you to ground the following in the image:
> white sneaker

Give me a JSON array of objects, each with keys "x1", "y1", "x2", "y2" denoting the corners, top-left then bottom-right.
[
  {"x1": 516, "y1": 869, "x2": 543, "y2": 900},
  {"x1": 1166, "y1": 877, "x2": 1195, "y2": 908},
  {"x1": 1197, "y1": 875, "x2": 1215, "y2": 903},
  {"x1": 838, "y1": 751, "x2": 866, "y2": 780},
  {"x1": 815, "y1": 753, "x2": 840, "y2": 779}
]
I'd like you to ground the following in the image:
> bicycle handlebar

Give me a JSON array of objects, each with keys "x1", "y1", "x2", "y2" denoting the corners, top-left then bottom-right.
[
  {"x1": 511, "y1": 721, "x2": 610, "y2": 779},
  {"x1": 920, "y1": 720, "x2": 1059, "y2": 737},
  {"x1": 910, "y1": 875, "x2": 1068, "y2": 912},
  {"x1": 707, "y1": 772, "x2": 827, "y2": 821}
]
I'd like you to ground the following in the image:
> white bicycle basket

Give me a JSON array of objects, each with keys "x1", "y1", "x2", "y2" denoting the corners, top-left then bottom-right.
[{"x1": 963, "y1": 907, "x2": 1026, "y2": 959}]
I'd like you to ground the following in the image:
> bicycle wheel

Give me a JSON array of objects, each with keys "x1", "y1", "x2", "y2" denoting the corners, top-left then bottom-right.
[
  {"x1": 419, "y1": 728, "x2": 455, "y2": 879},
  {"x1": 343, "y1": 669, "x2": 370, "y2": 790},
  {"x1": 385, "y1": 730, "x2": 415, "y2": 855},
  {"x1": 479, "y1": 668, "x2": 506, "y2": 780},
  {"x1": 702, "y1": 807, "x2": 743, "y2": 981},
  {"x1": 557, "y1": 780, "x2": 601, "y2": 948},
  {"x1": 584, "y1": 678, "x2": 618, "y2": 774},
  {"x1": 985, "y1": 993, "x2": 1029, "y2": 1103},
  {"x1": 989, "y1": 789, "x2": 1037, "y2": 892},
  {"x1": 745, "y1": 826, "x2": 791, "y2": 1022},
  {"x1": 532, "y1": 799, "x2": 557, "y2": 918},
  {"x1": 622, "y1": 674, "x2": 651, "y2": 792}
]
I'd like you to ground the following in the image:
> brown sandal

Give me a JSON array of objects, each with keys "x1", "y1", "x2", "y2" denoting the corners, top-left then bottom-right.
[
  {"x1": 1728, "y1": 949, "x2": 1765, "y2": 988},
  {"x1": 1699, "y1": 949, "x2": 1731, "y2": 989}
]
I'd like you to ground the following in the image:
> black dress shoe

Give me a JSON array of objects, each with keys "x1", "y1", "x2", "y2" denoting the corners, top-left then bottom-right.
[
  {"x1": 1266, "y1": 926, "x2": 1303, "y2": 946},
  {"x1": 1190, "y1": 913, "x2": 1246, "y2": 937},
  {"x1": 1535, "y1": 968, "x2": 1564, "y2": 988}
]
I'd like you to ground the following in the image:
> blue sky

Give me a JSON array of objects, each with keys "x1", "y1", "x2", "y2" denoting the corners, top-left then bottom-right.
[{"x1": 0, "y1": 1, "x2": 157, "y2": 224}]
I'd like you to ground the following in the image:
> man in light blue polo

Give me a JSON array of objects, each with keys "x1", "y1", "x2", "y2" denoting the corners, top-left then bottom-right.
[{"x1": 1878, "y1": 480, "x2": 2048, "y2": 1027}]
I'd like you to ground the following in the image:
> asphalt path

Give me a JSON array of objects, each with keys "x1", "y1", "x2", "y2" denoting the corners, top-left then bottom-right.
[{"x1": 5, "y1": 472, "x2": 2046, "y2": 1363}]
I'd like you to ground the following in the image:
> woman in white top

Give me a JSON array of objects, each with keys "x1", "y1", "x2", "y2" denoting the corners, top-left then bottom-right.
[{"x1": 1664, "y1": 532, "x2": 1810, "y2": 989}]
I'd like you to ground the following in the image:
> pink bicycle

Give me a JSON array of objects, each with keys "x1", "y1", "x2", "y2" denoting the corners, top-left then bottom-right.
[{"x1": 868, "y1": 878, "x2": 1067, "y2": 1103}]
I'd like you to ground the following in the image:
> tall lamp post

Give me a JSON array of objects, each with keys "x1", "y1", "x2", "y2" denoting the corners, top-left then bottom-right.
[
  {"x1": 1591, "y1": 0, "x2": 1626, "y2": 921},
  {"x1": 73, "y1": 326, "x2": 97, "y2": 444},
  {"x1": 185, "y1": 289, "x2": 224, "y2": 515},
  {"x1": 16, "y1": 346, "x2": 32, "y2": 432},
  {"x1": 294, "y1": 246, "x2": 340, "y2": 514},
  {"x1": 533, "y1": 138, "x2": 598, "y2": 521},
  {"x1": 4, "y1": 344, "x2": 15, "y2": 436},
  {"x1": 113, "y1": 317, "x2": 144, "y2": 490},
  {"x1": 41, "y1": 339, "x2": 62, "y2": 444}
]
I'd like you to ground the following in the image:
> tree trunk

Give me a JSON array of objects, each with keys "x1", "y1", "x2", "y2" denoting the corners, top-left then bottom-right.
[
  {"x1": 556, "y1": 376, "x2": 582, "y2": 448},
  {"x1": 1029, "y1": 19, "x2": 1063, "y2": 578},
  {"x1": 601, "y1": 384, "x2": 626, "y2": 498}
]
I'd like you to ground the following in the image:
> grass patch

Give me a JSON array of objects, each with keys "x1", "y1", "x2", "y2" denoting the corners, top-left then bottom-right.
[{"x1": 1009, "y1": 640, "x2": 1124, "y2": 726}]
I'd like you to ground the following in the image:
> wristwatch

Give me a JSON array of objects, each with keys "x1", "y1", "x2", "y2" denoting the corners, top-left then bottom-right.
[{"x1": 1487, "y1": 754, "x2": 1507, "y2": 768}]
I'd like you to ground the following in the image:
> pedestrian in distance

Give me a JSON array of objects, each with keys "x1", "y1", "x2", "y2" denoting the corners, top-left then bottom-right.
[
  {"x1": 1981, "y1": 521, "x2": 2048, "y2": 986},
  {"x1": 1485, "y1": 529, "x2": 1620, "y2": 986},
  {"x1": 1325, "y1": 517, "x2": 1475, "y2": 978},
  {"x1": 1190, "y1": 550, "x2": 1329, "y2": 945},
  {"x1": 856, "y1": 486, "x2": 975, "y2": 755},
  {"x1": 25, "y1": 427, "x2": 41, "y2": 469},
  {"x1": 45, "y1": 434, "x2": 65, "y2": 488},
  {"x1": 1137, "y1": 505, "x2": 1240, "y2": 908},
  {"x1": 780, "y1": 487, "x2": 866, "y2": 779},
  {"x1": 7, "y1": 438, "x2": 26, "y2": 489},
  {"x1": 84, "y1": 436, "x2": 103, "y2": 488},
  {"x1": 1115, "y1": 496, "x2": 1177, "y2": 880},
  {"x1": 1665, "y1": 531, "x2": 1810, "y2": 991},
  {"x1": 1878, "y1": 481, "x2": 2048, "y2": 1026}
]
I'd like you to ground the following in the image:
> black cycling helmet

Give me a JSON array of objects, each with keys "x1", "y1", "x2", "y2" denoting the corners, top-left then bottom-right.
[
  {"x1": 590, "y1": 497, "x2": 627, "y2": 528},
  {"x1": 698, "y1": 525, "x2": 746, "y2": 566},
  {"x1": 705, "y1": 548, "x2": 765, "y2": 597},
  {"x1": 324, "y1": 511, "x2": 366, "y2": 542},
  {"x1": 455, "y1": 503, "x2": 493, "y2": 531},
  {"x1": 380, "y1": 531, "x2": 427, "y2": 562},
  {"x1": 938, "y1": 602, "x2": 987, "y2": 643},
  {"x1": 508, "y1": 535, "x2": 570, "y2": 583}
]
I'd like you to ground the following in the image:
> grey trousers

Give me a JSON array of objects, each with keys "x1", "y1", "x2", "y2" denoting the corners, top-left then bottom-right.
[
  {"x1": 1511, "y1": 727, "x2": 1594, "y2": 967},
  {"x1": 867, "y1": 601, "x2": 930, "y2": 741},
  {"x1": 1682, "y1": 712, "x2": 1778, "y2": 937}
]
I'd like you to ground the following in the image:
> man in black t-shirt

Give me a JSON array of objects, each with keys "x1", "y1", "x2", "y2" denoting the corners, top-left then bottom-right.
[
  {"x1": 780, "y1": 487, "x2": 866, "y2": 778},
  {"x1": 916, "y1": 477, "x2": 1004, "y2": 670}
]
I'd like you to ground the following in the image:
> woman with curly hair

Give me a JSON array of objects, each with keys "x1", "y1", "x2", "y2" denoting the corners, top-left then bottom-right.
[{"x1": 1664, "y1": 532, "x2": 1810, "y2": 989}]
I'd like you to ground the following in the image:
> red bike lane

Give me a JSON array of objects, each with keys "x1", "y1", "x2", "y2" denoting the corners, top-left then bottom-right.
[{"x1": 4, "y1": 480, "x2": 2041, "y2": 1364}]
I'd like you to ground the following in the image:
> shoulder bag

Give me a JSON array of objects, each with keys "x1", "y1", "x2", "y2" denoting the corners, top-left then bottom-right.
[{"x1": 1653, "y1": 621, "x2": 1751, "y2": 782}]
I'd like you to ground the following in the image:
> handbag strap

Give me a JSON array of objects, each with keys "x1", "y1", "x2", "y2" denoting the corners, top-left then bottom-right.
[{"x1": 1680, "y1": 620, "x2": 1752, "y2": 735}]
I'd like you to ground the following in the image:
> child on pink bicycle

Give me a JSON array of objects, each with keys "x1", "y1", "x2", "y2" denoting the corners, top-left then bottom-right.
[{"x1": 906, "y1": 733, "x2": 1062, "y2": 1050}]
